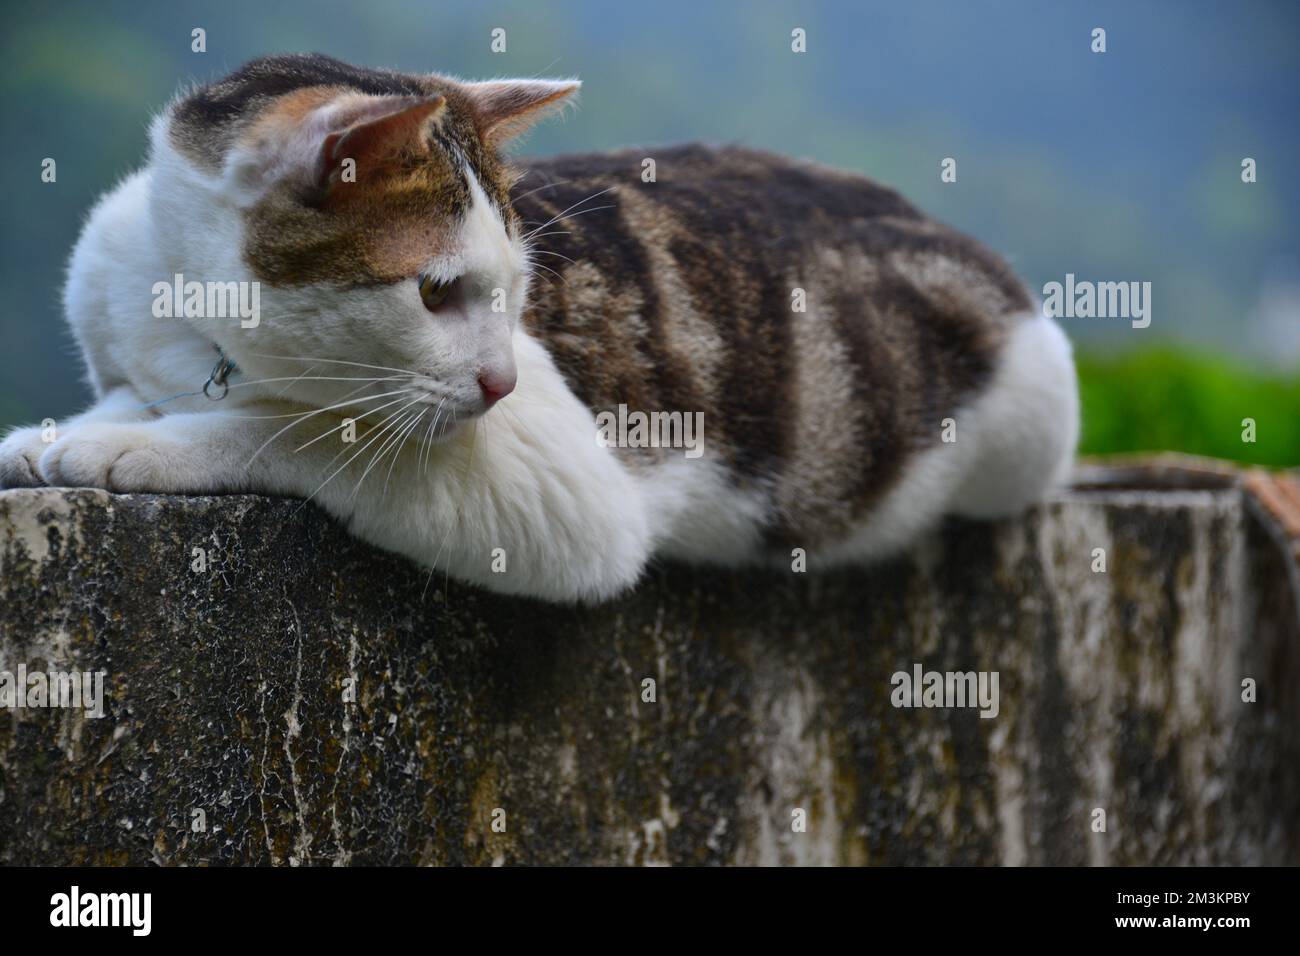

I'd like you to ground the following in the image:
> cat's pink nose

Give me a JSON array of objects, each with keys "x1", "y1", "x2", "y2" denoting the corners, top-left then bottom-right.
[{"x1": 478, "y1": 370, "x2": 516, "y2": 406}]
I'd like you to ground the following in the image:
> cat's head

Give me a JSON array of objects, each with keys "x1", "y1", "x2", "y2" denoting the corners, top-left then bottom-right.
[{"x1": 155, "y1": 54, "x2": 578, "y2": 436}]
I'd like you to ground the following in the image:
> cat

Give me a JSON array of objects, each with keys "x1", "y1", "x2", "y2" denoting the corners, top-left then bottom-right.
[{"x1": 0, "y1": 54, "x2": 1078, "y2": 602}]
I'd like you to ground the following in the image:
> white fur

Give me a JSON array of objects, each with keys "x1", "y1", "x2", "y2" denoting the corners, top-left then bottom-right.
[
  {"x1": 819, "y1": 312, "x2": 1078, "y2": 567},
  {"x1": 0, "y1": 89, "x2": 1079, "y2": 602},
  {"x1": 946, "y1": 313, "x2": 1079, "y2": 517}
]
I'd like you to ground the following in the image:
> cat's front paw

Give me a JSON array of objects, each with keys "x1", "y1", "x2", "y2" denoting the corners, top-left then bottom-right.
[
  {"x1": 38, "y1": 424, "x2": 193, "y2": 493},
  {"x1": 0, "y1": 425, "x2": 52, "y2": 488}
]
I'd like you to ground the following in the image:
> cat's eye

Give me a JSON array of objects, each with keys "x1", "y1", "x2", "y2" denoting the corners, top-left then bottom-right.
[{"x1": 418, "y1": 273, "x2": 454, "y2": 311}]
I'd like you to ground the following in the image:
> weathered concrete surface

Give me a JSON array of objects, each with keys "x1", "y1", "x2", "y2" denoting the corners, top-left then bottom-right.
[{"x1": 1, "y1": 470, "x2": 1297, "y2": 865}]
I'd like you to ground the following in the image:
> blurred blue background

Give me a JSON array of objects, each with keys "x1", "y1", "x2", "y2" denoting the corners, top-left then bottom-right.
[{"x1": 2, "y1": 0, "x2": 1297, "y2": 460}]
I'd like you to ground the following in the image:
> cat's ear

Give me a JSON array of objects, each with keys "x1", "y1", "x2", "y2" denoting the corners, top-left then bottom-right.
[
  {"x1": 221, "y1": 93, "x2": 447, "y2": 207},
  {"x1": 314, "y1": 95, "x2": 446, "y2": 202},
  {"x1": 464, "y1": 79, "x2": 580, "y2": 146}
]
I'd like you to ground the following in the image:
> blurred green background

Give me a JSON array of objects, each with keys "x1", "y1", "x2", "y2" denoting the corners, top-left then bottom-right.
[{"x1": 1, "y1": 0, "x2": 1296, "y2": 464}]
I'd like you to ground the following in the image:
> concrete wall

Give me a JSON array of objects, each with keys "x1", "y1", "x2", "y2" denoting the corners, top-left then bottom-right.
[{"x1": 1, "y1": 468, "x2": 1297, "y2": 864}]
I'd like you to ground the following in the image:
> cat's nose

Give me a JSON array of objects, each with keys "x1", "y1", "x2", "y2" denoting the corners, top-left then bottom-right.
[{"x1": 478, "y1": 370, "x2": 516, "y2": 406}]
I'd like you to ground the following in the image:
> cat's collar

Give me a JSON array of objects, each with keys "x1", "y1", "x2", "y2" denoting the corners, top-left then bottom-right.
[
  {"x1": 202, "y1": 347, "x2": 238, "y2": 401},
  {"x1": 137, "y1": 345, "x2": 238, "y2": 411}
]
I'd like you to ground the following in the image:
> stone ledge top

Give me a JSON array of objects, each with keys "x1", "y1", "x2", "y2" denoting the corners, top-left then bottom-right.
[{"x1": 2, "y1": 453, "x2": 1299, "y2": 864}]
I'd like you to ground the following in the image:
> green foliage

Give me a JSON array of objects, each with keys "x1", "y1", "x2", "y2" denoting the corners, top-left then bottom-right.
[{"x1": 1076, "y1": 348, "x2": 1300, "y2": 467}]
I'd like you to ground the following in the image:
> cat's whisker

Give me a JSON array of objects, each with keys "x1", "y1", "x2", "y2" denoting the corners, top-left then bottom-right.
[
  {"x1": 221, "y1": 391, "x2": 397, "y2": 421},
  {"x1": 537, "y1": 203, "x2": 614, "y2": 230},
  {"x1": 421, "y1": 398, "x2": 447, "y2": 475},
  {"x1": 521, "y1": 229, "x2": 572, "y2": 244},
  {"x1": 529, "y1": 262, "x2": 567, "y2": 285},
  {"x1": 245, "y1": 352, "x2": 422, "y2": 378},
  {"x1": 383, "y1": 409, "x2": 427, "y2": 496},
  {"x1": 521, "y1": 186, "x2": 617, "y2": 240},
  {"x1": 423, "y1": 412, "x2": 474, "y2": 603},
  {"x1": 225, "y1": 374, "x2": 402, "y2": 392},
  {"x1": 275, "y1": 364, "x2": 318, "y2": 398},
  {"x1": 358, "y1": 402, "x2": 427, "y2": 501},
  {"x1": 299, "y1": 397, "x2": 424, "y2": 512},
  {"x1": 352, "y1": 411, "x2": 415, "y2": 503},
  {"x1": 511, "y1": 178, "x2": 573, "y2": 204},
  {"x1": 529, "y1": 249, "x2": 576, "y2": 265},
  {"x1": 320, "y1": 397, "x2": 421, "y2": 474},
  {"x1": 244, "y1": 387, "x2": 412, "y2": 466},
  {"x1": 538, "y1": 183, "x2": 616, "y2": 216},
  {"x1": 428, "y1": 398, "x2": 454, "y2": 457},
  {"x1": 292, "y1": 392, "x2": 414, "y2": 454},
  {"x1": 421, "y1": 407, "x2": 440, "y2": 472}
]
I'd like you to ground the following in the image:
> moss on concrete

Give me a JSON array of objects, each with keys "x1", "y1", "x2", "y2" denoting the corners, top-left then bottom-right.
[{"x1": 1, "y1": 481, "x2": 1296, "y2": 865}]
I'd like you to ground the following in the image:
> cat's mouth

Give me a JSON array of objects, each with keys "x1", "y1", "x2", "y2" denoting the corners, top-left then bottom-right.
[
  {"x1": 344, "y1": 371, "x2": 501, "y2": 445},
  {"x1": 407, "y1": 370, "x2": 511, "y2": 421},
  {"x1": 406, "y1": 387, "x2": 467, "y2": 440},
  {"x1": 333, "y1": 377, "x2": 467, "y2": 447}
]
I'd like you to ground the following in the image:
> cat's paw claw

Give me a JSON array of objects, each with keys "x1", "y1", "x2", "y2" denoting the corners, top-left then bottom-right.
[
  {"x1": 38, "y1": 425, "x2": 174, "y2": 492},
  {"x1": 0, "y1": 427, "x2": 51, "y2": 489}
]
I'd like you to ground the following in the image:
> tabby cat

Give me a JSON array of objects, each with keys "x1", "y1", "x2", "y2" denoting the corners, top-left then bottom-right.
[{"x1": 0, "y1": 54, "x2": 1078, "y2": 601}]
